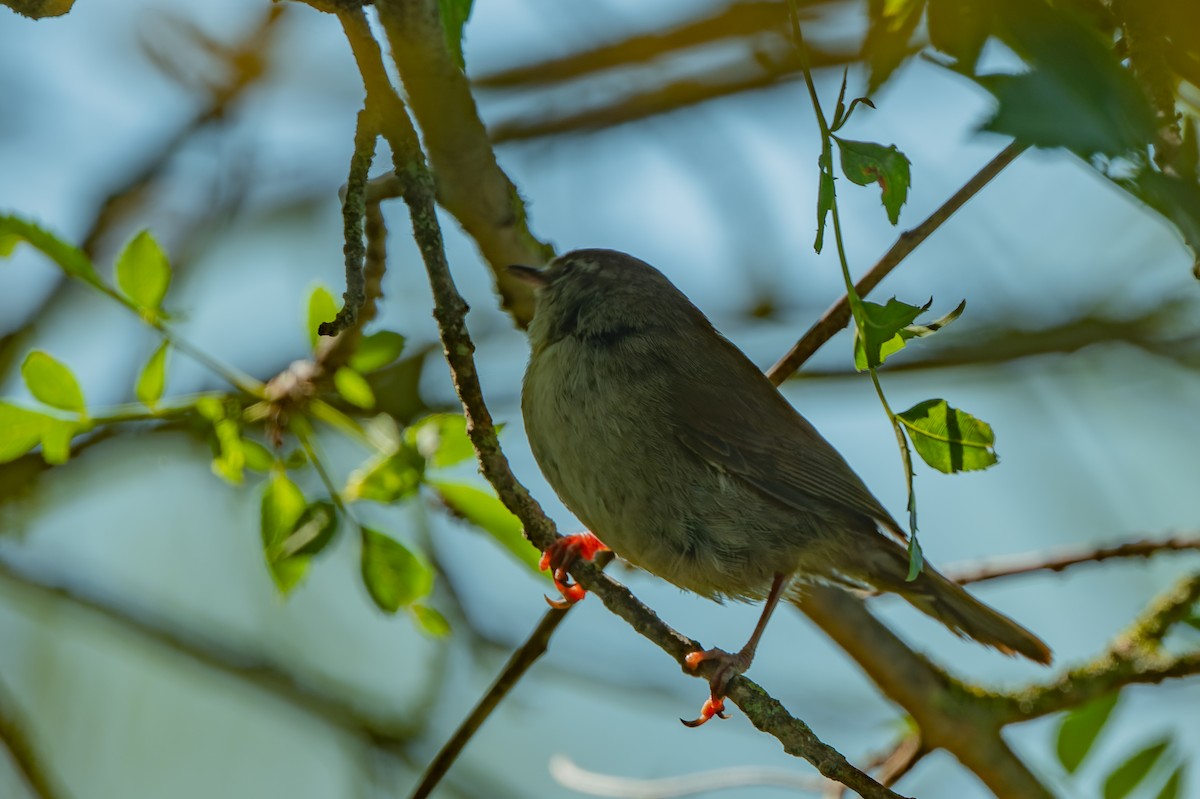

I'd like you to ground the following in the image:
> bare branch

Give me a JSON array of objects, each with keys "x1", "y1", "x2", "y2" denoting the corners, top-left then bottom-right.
[{"x1": 946, "y1": 534, "x2": 1200, "y2": 586}]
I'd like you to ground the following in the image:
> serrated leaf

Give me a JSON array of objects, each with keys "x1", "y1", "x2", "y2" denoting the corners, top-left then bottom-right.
[
  {"x1": 897, "y1": 399, "x2": 997, "y2": 473},
  {"x1": 437, "y1": 0, "x2": 475, "y2": 70},
  {"x1": 853, "y1": 297, "x2": 929, "y2": 370},
  {"x1": 0, "y1": 215, "x2": 101, "y2": 287},
  {"x1": 136, "y1": 341, "x2": 169, "y2": 408},
  {"x1": 1103, "y1": 739, "x2": 1170, "y2": 799},
  {"x1": 345, "y1": 446, "x2": 424, "y2": 503},
  {"x1": 307, "y1": 286, "x2": 337, "y2": 350},
  {"x1": 349, "y1": 330, "x2": 407, "y2": 373},
  {"x1": 115, "y1": 230, "x2": 171, "y2": 311},
  {"x1": 407, "y1": 413, "x2": 476, "y2": 469},
  {"x1": 261, "y1": 471, "x2": 310, "y2": 595},
  {"x1": 21, "y1": 351, "x2": 85, "y2": 414},
  {"x1": 814, "y1": 169, "x2": 836, "y2": 253},
  {"x1": 1056, "y1": 692, "x2": 1119, "y2": 773},
  {"x1": 430, "y1": 480, "x2": 543, "y2": 575},
  {"x1": 411, "y1": 604, "x2": 451, "y2": 637},
  {"x1": 334, "y1": 367, "x2": 375, "y2": 409},
  {"x1": 1155, "y1": 763, "x2": 1184, "y2": 799},
  {"x1": 836, "y1": 138, "x2": 912, "y2": 224},
  {"x1": 360, "y1": 527, "x2": 433, "y2": 613}
]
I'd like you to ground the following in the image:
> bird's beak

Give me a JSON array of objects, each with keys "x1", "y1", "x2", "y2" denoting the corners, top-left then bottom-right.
[{"x1": 507, "y1": 264, "x2": 550, "y2": 287}]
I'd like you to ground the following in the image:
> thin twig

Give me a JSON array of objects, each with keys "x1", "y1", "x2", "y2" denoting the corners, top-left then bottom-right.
[
  {"x1": 946, "y1": 534, "x2": 1200, "y2": 586},
  {"x1": 766, "y1": 140, "x2": 1028, "y2": 386},
  {"x1": 408, "y1": 608, "x2": 570, "y2": 799}
]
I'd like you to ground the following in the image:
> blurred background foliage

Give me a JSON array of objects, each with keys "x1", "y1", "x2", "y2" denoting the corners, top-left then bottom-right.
[{"x1": 0, "y1": 0, "x2": 1199, "y2": 797}]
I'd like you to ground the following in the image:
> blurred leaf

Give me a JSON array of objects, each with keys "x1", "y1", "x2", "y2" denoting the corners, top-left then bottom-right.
[
  {"x1": 40, "y1": 421, "x2": 75, "y2": 465},
  {"x1": 211, "y1": 417, "x2": 245, "y2": 485},
  {"x1": 411, "y1": 604, "x2": 451, "y2": 637},
  {"x1": 1126, "y1": 170, "x2": 1200, "y2": 272},
  {"x1": 897, "y1": 399, "x2": 997, "y2": 472},
  {"x1": 814, "y1": 168, "x2": 836, "y2": 253},
  {"x1": 334, "y1": 367, "x2": 375, "y2": 409},
  {"x1": 1103, "y1": 739, "x2": 1170, "y2": 799},
  {"x1": 1155, "y1": 763, "x2": 1185, "y2": 799},
  {"x1": 136, "y1": 341, "x2": 169, "y2": 408},
  {"x1": 261, "y1": 471, "x2": 310, "y2": 595},
  {"x1": 0, "y1": 403, "x2": 64, "y2": 463},
  {"x1": 407, "y1": 413, "x2": 477, "y2": 468},
  {"x1": 21, "y1": 351, "x2": 85, "y2": 414},
  {"x1": 243, "y1": 439, "x2": 276, "y2": 473},
  {"x1": 345, "y1": 446, "x2": 424, "y2": 503},
  {"x1": 430, "y1": 480, "x2": 543, "y2": 575},
  {"x1": 853, "y1": 297, "x2": 929, "y2": 370},
  {"x1": 0, "y1": 214, "x2": 101, "y2": 287},
  {"x1": 927, "y1": 0, "x2": 990, "y2": 71},
  {"x1": 307, "y1": 286, "x2": 337, "y2": 350},
  {"x1": 279, "y1": 500, "x2": 339, "y2": 558},
  {"x1": 114, "y1": 230, "x2": 171, "y2": 312},
  {"x1": 836, "y1": 138, "x2": 911, "y2": 224},
  {"x1": 438, "y1": 0, "x2": 474, "y2": 69},
  {"x1": 977, "y1": 0, "x2": 1155, "y2": 157},
  {"x1": 905, "y1": 536, "x2": 924, "y2": 581},
  {"x1": 349, "y1": 330, "x2": 407, "y2": 373},
  {"x1": 360, "y1": 527, "x2": 433, "y2": 613},
  {"x1": 1056, "y1": 692, "x2": 1120, "y2": 773},
  {"x1": 862, "y1": 0, "x2": 926, "y2": 92}
]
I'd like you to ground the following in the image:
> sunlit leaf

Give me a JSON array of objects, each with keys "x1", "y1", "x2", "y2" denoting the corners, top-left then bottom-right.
[
  {"x1": 407, "y1": 413, "x2": 477, "y2": 469},
  {"x1": 307, "y1": 286, "x2": 338, "y2": 350},
  {"x1": 212, "y1": 417, "x2": 245, "y2": 485},
  {"x1": 21, "y1": 351, "x2": 86, "y2": 414},
  {"x1": 345, "y1": 446, "x2": 424, "y2": 503},
  {"x1": 429, "y1": 480, "x2": 542, "y2": 575},
  {"x1": 115, "y1": 230, "x2": 171, "y2": 311},
  {"x1": 333, "y1": 367, "x2": 375, "y2": 410},
  {"x1": 136, "y1": 341, "x2": 169, "y2": 408},
  {"x1": 897, "y1": 399, "x2": 997, "y2": 473},
  {"x1": 349, "y1": 330, "x2": 407, "y2": 373},
  {"x1": 360, "y1": 527, "x2": 433, "y2": 613},
  {"x1": 853, "y1": 297, "x2": 929, "y2": 370},
  {"x1": 39, "y1": 420, "x2": 76, "y2": 465},
  {"x1": 261, "y1": 470, "x2": 310, "y2": 595},
  {"x1": 1056, "y1": 692, "x2": 1119, "y2": 773},
  {"x1": 411, "y1": 604, "x2": 451, "y2": 637},
  {"x1": 1103, "y1": 739, "x2": 1170, "y2": 799},
  {"x1": 0, "y1": 215, "x2": 101, "y2": 287},
  {"x1": 0, "y1": 403, "x2": 59, "y2": 463},
  {"x1": 242, "y1": 439, "x2": 276, "y2": 473},
  {"x1": 836, "y1": 138, "x2": 912, "y2": 224}
]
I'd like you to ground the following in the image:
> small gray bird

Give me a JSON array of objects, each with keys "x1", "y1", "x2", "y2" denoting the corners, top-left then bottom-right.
[{"x1": 512, "y1": 249, "x2": 1051, "y2": 726}]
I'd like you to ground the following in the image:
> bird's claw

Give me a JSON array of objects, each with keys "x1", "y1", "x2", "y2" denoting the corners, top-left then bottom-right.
[
  {"x1": 680, "y1": 647, "x2": 747, "y2": 728},
  {"x1": 539, "y1": 532, "x2": 608, "y2": 607}
]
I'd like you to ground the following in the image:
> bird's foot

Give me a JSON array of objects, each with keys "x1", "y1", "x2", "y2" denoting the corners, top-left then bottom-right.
[
  {"x1": 539, "y1": 531, "x2": 609, "y2": 608},
  {"x1": 680, "y1": 648, "x2": 751, "y2": 727}
]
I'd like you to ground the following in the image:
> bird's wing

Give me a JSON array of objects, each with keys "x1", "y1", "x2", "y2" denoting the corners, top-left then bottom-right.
[{"x1": 670, "y1": 339, "x2": 907, "y2": 543}]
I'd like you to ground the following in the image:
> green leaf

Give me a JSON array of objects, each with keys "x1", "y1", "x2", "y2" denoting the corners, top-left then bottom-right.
[
  {"x1": 21, "y1": 351, "x2": 85, "y2": 414},
  {"x1": 345, "y1": 446, "x2": 424, "y2": 503},
  {"x1": 905, "y1": 536, "x2": 924, "y2": 581},
  {"x1": 814, "y1": 168, "x2": 836, "y2": 253},
  {"x1": 211, "y1": 417, "x2": 245, "y2": 485},
  {"x1": 1056, "y1": 692, "x2": 1120, "y2": 773},
  {"x1": 926, "y1": 0, "x2": 989, "y2": 72},
  {"x1": 349, "y1": 330, "x2": 407, "y2": 373},
  {"x1": 407, "y1": 413, "x2": 476, "y2": 469},
  {"x1": 1103, "y1": 739, "x2": 1170, "y2": 799},
  {"x1": 136, "y1": 341, "x2": 169, "y2": 408},
  {"x1": 897, "y1": 399, "x2": 997, "y2": 473},
  {"x1": 836, "y1": 138, "x2": 912, "y2": 224},
  {"x1": 0, "y1": 215, "x2": 102, "y2": 287},
  {"x1": 429, "y1": 480, "x2": 543, "y2": 575},
  {"x1": 853, "y1": 297, "x2": 929, "y2": 370},
  {"x1": 1127, "y1": 170, "x2": 1200, "y2": 273},
  {"x1": 242, "y1": 439, "x2": 276, "y2": 473},
  {"x1": 114, "y1": 230, "x2": 171, "y2": 311},
  {"x1": 261, "y1": 471, "x2": 310, "y2": 595},
  {"x1": 901, "y1": 299, "x2": 966, "y2": 340},
  {"x1": 360, "y1": 527, "x2": 433, "y2": 613},
  {"x1": 307, "y1": 286, "x2": 337, "y2": 350},
  {"x1": 862, "y1": 0, "x2": 926, "y2": 92},
  {"x1": 0, "y1": 403, "x2": 60, "y2": 463},
  {"x1": 410, "y1": 604, "x2": 451, "y2": 637},
  {"x1": 437, "y1": 0, "x2": 475, "y2": 69},
  {"x1": 334, "y1": 367, "x2": 375, "y2": 410},
  {"x1": 39, "y1": 420, "x2": 76, "y2": 465},
  {"x1": 1155, "y1": 763, "x2": 1185, "y2": 799},
  {"x1": 279, "y1": 500, "x2": 340, "y2": 558}
]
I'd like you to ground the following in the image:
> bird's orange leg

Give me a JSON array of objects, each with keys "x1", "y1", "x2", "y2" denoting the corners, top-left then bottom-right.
[
  {"x1": 682, "y1": 572, "x2": 789, "y2": 727},
  {"x1": 539, "y1": 532, "x2": 609, "y2": 608}
]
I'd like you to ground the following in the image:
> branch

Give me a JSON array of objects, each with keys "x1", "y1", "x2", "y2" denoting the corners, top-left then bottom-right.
[
  {"x1": 765, "y1": 140, "x2": 1028, "y2": 386},
  {"x1": 0, "y1": 674, "x2": 71, "y2": 799},
  {"x1": 946, "y1": 534, "x2": 1200, "y2": 586}
]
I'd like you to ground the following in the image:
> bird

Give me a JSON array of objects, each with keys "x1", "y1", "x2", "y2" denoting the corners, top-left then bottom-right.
[{"x1": 511, "y1": 248, "x2": 1052, "y2": 726}]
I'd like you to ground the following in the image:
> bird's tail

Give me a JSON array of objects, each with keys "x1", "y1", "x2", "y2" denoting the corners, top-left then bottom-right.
[{"x1": 858, "y1": 545, "x2": 1053, "y2": 665}]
